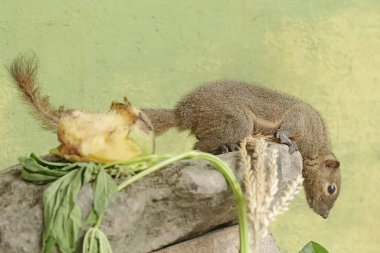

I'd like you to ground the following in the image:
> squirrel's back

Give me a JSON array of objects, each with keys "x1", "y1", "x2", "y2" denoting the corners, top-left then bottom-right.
[{"x1": 175, "y1": 80, "x2": 302, "y2": 131}]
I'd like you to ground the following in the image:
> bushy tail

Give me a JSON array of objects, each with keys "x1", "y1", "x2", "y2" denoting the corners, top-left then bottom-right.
[
  {"x1": 9, "y1": 54, "x2": 60, "y2": 132},
  {"x1": 142, "y1": 109, "x2": 179, "y2": 135}
]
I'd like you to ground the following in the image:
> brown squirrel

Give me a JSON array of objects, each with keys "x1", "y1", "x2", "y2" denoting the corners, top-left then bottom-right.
[
  {"x1": 143, "y1": 81, "x2": 341, "y2": 219},
  {"x1": 9, "y1": 55, "x2": 340, "y2": 219}
]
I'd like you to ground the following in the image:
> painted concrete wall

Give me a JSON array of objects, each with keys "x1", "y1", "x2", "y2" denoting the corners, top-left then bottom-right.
[{"x1": 1, "y1": 1, "x2": 379, "y2": 252}]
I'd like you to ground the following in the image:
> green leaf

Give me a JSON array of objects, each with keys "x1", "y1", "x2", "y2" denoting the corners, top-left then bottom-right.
[
  {"x1": 19, "y1": 155, "x2": 81, "y2": 184},
  {"x1": 85, "y1": 209, "x2": 98, "y2": 226},
  {"x1": 20, "y1": 156, "x2": 67, "y2": 175},
  {"x1": 93, "y1": 168, "x2": 118, "y2": 219},
  {"x1": 21, "y1": 169, "x2": 60, "y2": 184},
  {"x1": 83, "y1": 228, "x2": 113, "y2": 253},
  {"x1": 83, "y1": 228, "x2": 99, "y2": 253},
  {"x1": 97, "y1": 229, "x2": 113, "y2": 253},
  {"x1": 43, "y1": 236, "x2": 56, "y2": 253},
  {"x1": 300, "y1": 241, "x2": 330, "y2": 253},
  {"x1": 30, "y1": 153, "x2": 69, "y2": 168},
  {"x1": 42, "y1": 164, "x2": 96, "y2": 253}
]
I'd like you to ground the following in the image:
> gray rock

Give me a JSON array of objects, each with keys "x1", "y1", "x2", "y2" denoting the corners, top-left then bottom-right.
[
  {"x1": 0, "y1": 143, "x2": 302, "y2": 253},
  {"x1": 154, "y1": 225, "x2": 280, "y2": 253}
]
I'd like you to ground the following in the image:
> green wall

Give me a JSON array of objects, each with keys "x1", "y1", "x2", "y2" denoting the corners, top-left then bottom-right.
[{"x1": 1, "y1": 1, "x2": 379, "y2": 252}]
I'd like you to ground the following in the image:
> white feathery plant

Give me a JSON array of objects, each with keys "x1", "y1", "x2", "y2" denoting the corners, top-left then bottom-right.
[{"x1": 241, "y1": 135, "x2": 304, "y2": 251}]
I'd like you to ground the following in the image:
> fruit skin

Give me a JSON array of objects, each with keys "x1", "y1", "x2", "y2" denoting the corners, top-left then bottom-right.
[{"x1": 56, "y1": 100, "x2": 155, "y2": 163}]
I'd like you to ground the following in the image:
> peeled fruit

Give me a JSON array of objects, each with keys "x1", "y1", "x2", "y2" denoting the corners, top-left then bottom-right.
[{"x1": 54, "y1": 98, "x2": 155, "y2": 163}]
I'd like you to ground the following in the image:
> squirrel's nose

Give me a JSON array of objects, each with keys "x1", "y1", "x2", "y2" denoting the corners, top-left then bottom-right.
[{"x1": 321, "y1": 210, "x2": 330, "y2": 219}]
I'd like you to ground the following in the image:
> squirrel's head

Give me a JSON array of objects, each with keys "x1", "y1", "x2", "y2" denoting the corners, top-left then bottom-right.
[{"x1": 303, "y1": 154, "x2": 341, "y2": 219}]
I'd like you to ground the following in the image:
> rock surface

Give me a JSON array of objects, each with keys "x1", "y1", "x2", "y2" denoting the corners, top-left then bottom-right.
[
  {"x1": 154, "y1": 225, "x2": 280, "y2": 253},
  {"x1": 0, "y1": 143, "x2": 302, "y2": 253}
]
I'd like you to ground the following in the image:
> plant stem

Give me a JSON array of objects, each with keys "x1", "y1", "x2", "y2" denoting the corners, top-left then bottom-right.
[
  {"x1": 100, "y1": 154, "x2": 172, "y2": 170},
  {"x1": 95, "y1": 215, "x2": 103, "y2": 229},
  {"x1": 117, "y1": 151, "x2": 250, "y2": 253}
]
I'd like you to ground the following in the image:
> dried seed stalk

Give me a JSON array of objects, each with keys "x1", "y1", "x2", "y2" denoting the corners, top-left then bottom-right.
[{"x1": 241, "y1": 135, "x2": 304, "y2": 251}]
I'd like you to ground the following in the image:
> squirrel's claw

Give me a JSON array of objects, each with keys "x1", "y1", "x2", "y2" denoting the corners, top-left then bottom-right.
[
  {"x1": 211, "y1": 143, "x2": 240, "y2": 155},
  {"x1": 276, "y1": 129, "x2": 298, "y2": 154}
]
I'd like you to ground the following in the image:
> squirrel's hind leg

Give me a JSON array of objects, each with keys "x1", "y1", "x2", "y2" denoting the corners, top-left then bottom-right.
[{"x1": 193, "y1": 112, "x2": 252, "y2": 154}]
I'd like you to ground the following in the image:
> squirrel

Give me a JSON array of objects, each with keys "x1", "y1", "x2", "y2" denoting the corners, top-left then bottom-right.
[
  {"x1": 143, "y1": 81, "x2": 341, "y2": 219},
  {"x1": 9, "y1": 55, "x2": 340, "y2": 219}
]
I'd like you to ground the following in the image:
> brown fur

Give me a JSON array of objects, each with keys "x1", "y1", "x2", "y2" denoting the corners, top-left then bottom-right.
[
  {"x1": 143, "y1": 80, "x2": 341, "y2": 218},
  {"x1": 141, "y1": 109, "x2": 178, "y2": 135},
  {"x1": 9, "y1": 54, "x2": 61, "y2": 132}
]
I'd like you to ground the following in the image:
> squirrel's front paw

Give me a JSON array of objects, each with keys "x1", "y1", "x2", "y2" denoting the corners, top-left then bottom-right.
[
  {"x1": 287, "y1": 142, "x2": 298, "y2": 153},
  {"x1": 211, "y1": 143, "x2": 240, "y2": 155},
  {"x1": 276, "y1": 129, "x2": 298, "y2": 154}
]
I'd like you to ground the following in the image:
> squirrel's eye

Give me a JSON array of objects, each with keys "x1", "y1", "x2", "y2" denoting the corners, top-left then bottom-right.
[{"x1": 327, "y1": 184, "x2": 336, "y2": 194}]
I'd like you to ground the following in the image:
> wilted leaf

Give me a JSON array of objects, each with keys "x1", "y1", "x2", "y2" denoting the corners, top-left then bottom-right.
[
  {"x1": 42, "y1": 164, "x2": 95, "y2": 253},
  {"x1": 19, "y1": 155, "x2": 67, "y2": 182},
  {"x1": 97, "y1": 229, "x2": 113, "y2": 253},
  {"x1": 83, "y1": 228, "x2": 99, "y2": 253},
  {"x1": 30, "y1": 153, "x2": 69, "y2": 168},
  {"x1": 19, "y1": 154, "x2": 81, "y2": 184},
  {"x1": 83, "y1": 228, "x2": 113, "y2": 253},
  {"x1": 300, "y1": 241, "x2": 330, "y2": 253}
]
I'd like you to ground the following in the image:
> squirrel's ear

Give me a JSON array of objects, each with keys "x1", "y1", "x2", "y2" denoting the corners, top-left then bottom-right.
[{"x1": 324, "y1": 159, "x2": 340, "y2": 169}]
